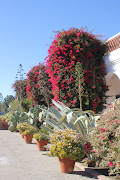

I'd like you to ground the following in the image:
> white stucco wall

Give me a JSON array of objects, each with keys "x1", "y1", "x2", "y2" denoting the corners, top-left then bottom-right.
[
  {"x1": 104, "y1": 48, "x2": 120, "y2": 80},
  {"x1": 104, "y1": 48, "x2": 120, "y2": 104}
]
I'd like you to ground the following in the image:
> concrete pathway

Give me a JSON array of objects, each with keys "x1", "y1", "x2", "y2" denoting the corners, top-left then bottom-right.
[{"x1": 0, "y1": 130, "x2": 97, "y2": 180}]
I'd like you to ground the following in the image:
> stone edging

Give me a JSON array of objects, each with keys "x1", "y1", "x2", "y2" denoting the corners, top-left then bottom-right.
[{"x1": 75, "y1": 162, "x2": 112, "y2": 180}]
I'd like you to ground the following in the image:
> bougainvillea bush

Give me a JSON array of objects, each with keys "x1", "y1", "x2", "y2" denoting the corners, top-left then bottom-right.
[
  {"x1": 88, "y1": 99, "x2": 120, "y2": 179},
  {"x1": 45, "y1": 28, "x2": 108, "y2": 113},
  {"x1": 12, "y1": 79, "x2": 28, "y2": 100},
  {"x1": 38, "y1": 64, "x2": 52, "y2": 107},
  {"x1": 26, "y1": 63, "x2": 52, "y2": 106}
]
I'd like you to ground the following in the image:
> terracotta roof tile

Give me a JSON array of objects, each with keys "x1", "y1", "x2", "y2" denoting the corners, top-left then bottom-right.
[{"x1": 106, "y1": 33, "x2": 120, "y2": 53}]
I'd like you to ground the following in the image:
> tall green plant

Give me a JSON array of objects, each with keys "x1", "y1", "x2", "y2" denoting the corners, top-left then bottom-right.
[
  {"x1": 75, "y1": 62, "x2": 85, "y2": 111},
  {"x1": 38, "y1": 63, "x2": 52, "y2": 108}
]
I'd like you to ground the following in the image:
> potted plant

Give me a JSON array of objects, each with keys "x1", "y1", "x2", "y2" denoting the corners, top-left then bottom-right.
[
  {"x1": 22, "y1": 125, "x2": 37, "y2": 143},
  {"x1": 33, "y1": 132, "x2": 49, "y2": 151},
  {"x1": 16, "y1": 122, "x2": 31, "y2": 138},
  {"x1": 50, "y1": 128, "x2": 85, "y2": 173}
]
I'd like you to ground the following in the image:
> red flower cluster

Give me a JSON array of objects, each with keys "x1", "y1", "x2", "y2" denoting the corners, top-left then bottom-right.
[
  {"x1": 45, "y1": 28, "x2": 108, "y2": 112},
  {"x1": 12, "y1": 79, "x2": 27, "y2": 100},
  {"x1": 26, "y1": 65, "x2": 47, "y2": 105},
  {"x1": 84, "y1": 142, "x2": 92, "y2": 154}
]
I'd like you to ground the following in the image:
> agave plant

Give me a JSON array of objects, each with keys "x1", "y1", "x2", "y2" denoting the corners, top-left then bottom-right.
[{"x1": 40, "y1": 100, "x2": 99, "y2": 141}]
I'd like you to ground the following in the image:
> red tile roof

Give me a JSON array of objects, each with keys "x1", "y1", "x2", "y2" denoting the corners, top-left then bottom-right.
[{"x1": 106, "y1": 33, "x2": 120, "y2": 53}]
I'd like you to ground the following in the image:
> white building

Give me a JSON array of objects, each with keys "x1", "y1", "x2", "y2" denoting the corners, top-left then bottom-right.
[{"x1": 104, "y1": 32, "x2": 120, "y2": 104}]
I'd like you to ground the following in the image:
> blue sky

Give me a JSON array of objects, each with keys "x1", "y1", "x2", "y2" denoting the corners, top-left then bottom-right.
[{"x1": 0, "y1": 0, "x2": 120, "y2": 99}]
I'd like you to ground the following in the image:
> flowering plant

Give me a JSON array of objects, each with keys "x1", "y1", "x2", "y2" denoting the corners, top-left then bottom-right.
[
  {"x1": 26, "y1": 63, "x2": 51, "y2": 106},
  {"x1": 33, "y1": 133, "x2": 49, "y2": 141},
  {"x1": 12, "y1": 79, "x2": 27, "y2": 100},
  {"x1": 45, "y1": 27, "x2": 108, "y2": 113},
  {"x1": 50, "y1": 128, "x2": 85, "y2": 161},
  {"x1": 22, "y1": 125, "x2": 37, "y2": 135},
  {"x1": 16, "y1": 122, "x2": 31, "y2": 132},
  {"x1": 33, "y1": 128, "x2": 49, "y2": 140},
  {"x1": 88, "y1": 99, "x2": 120, "y2": 178}
]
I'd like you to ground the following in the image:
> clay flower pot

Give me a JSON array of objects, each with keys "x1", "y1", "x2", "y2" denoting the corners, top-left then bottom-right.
[
  {"x1": 24, "y1": 134, "x2": 33, "y2": 144},
  {"x1": 59, "y1": 157, "x2": 75, "y2": 173},
  {"x1": 36, "y1": 140, "x2": 48, "y2": 151},
  {"x1": 20, "y1": 131, "x2": 24, "y2": 138}
]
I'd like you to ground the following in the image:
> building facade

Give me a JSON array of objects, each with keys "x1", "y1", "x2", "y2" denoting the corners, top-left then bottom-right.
[{"x1": 104, "y1": 32, "x2": 120, "y2": 104}]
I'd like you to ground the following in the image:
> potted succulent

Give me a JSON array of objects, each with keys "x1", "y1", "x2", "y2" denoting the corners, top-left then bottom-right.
[
  {"x1": 33, "y1": 131, "x2": 49, "y2": 151},
  {"x1": 16, "y1": 122, "x2": 31, "y2": 138},
  {"x1": 22, "y1": 125, "x2": 37, "y2": 143},
  {"x1": 50, "y1": 128, "x2": 85, "y2": 173}
]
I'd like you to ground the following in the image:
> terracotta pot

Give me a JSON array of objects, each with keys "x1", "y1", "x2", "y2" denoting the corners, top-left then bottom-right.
[
  {"x1": 36, "y1": 140, "x2": 48, "y2": 151},
  {"x1": 20, "y1": 131, "x2": 24, "y2": 138},
  {"x1": 0, "y1": 120, "x2": 2, "y2": 129},
  {"x1": 59, "y1": 157, "x2": 75, "y2": 173},
  {"x1": 0, "y1": 121, "x2": 9, "y2": 130},
  {"x1": 24, "y1": 134, "x2": 33, "y2": 143}
]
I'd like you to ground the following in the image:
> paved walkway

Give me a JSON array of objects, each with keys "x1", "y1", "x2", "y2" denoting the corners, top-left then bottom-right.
[{"x1": 0, "y1": 130, "x2": 97, "y2": 180}]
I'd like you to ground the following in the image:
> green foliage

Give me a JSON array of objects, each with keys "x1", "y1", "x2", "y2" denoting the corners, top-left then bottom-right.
[
  {"x1": 8, "y1": 126, "x2": 16, "y2": 132},
  {"x1": 21, "y1": 98, "x2": 32, "y2": 112},
  {"x1": 88, "y1": 98, "x2": 120, "y2": 178},
  {"x1": 28, "y1": 105, "x2": 48, "y2": 129},
  {"x1": 8, "y1": 111, "x2": 29, "y2": 132},
  {"x1": 3, "y1": 95, "x2": 15, "y2": 113},
  {"x1": 40, "y1": 100, "x2": 98, "y2": 140},
  {"x1": 50, "y1": 128, "x2": 85, "y2": 161},
  {"x1": 33, "y1": 130, "x2": 49, "y2": 140}
]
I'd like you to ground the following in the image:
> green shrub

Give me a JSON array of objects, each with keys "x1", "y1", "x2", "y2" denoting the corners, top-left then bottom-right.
[
  {"x1": 16, "y1": 122, "x2": 31, "y2": 131},
  {"x1": 50, "y1": 128, "x2": 85, "y2": 161},
  {"x1": 22, "y1": 125, "x2": 37, "y2": 135},
  {"x1": 33, "y1": 133, "x2": 49, "y2": 140}
]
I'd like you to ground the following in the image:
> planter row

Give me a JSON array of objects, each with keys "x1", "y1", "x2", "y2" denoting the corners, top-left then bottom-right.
[{"x1": 20, "y1": 131, "x2": 75, "y2": 173}]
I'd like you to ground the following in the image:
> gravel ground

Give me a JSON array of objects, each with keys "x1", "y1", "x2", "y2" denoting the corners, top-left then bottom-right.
[{"x1": 0, "y1": 130, "x2": 97, "y2": 180}]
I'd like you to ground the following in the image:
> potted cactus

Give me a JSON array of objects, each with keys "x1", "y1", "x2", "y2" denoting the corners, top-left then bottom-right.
[
  {"x1": 16, "y1": 122, "x2": 31, "y2": 138},
  {"x1": 22, "y1": 125, "x2": 37, "y2": 143},
  {"x1": 33, "y1": 129, "x2": 49, "y2": 151},
  {"x1": 50, "y1": 128, "x2": 85, "y2": 173}
]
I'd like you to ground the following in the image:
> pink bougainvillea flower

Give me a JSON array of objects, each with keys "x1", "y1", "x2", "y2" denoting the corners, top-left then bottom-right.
[
  {"x1": 101, "y1": 128, "x2": 105, "y2": 132},
  {"x1": 109, "y1": 162, "x2": 114, "y2": 167}
]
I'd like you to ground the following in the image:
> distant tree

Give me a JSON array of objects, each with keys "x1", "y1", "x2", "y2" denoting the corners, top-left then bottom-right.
[
  {"x1": 13, "y1": 64, "x2": 26, "y2": 111},
  {"x1": 0, "y1": 93, "x2": 4, "y2": 112},
  {"x1": 0, "y1": 93, "x2": 3, "y2": 103},
  {"x1": 3, "y1": 95, "x2": 15, "y2": 113}
]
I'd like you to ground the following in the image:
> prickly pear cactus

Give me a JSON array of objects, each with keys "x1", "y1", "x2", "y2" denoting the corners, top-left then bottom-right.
[{"x1": 8, "y1": 111, "x2": 29, "y2": 132}]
